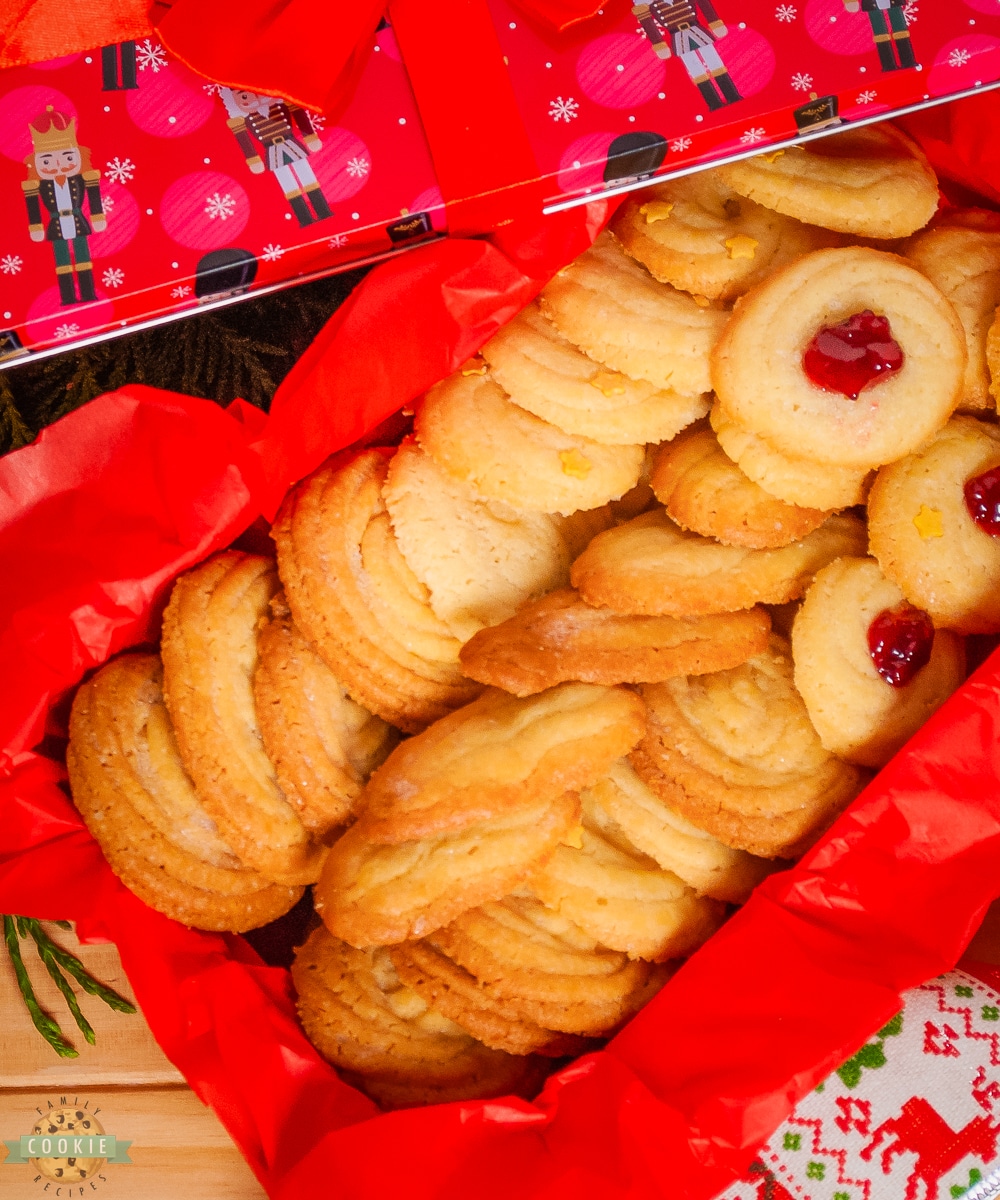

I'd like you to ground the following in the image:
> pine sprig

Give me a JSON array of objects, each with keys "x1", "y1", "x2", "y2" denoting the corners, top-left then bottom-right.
[
  {"x1": 3, "y1": 916, "x2": 137, "y2": 1057},
  {"x1": 0, "y1": 266, "x2": 368, "y2": 456}
]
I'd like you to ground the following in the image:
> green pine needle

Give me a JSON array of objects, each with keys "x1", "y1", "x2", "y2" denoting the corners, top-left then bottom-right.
[{"x1": 4, "y1": 916, "x2": 137, "y2": 1058}]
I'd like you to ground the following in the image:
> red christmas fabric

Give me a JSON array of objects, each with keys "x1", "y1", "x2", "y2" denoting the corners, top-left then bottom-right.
[{"x1": 4, "y1": 98, "x2": 1000, "y2": 1200}]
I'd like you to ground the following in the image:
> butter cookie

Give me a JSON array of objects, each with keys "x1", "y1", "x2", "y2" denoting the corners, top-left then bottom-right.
[
  {"x1": 539, "y1": 231, "x2": 729, "y2": 397},
  {"x1": 612, "y1": 171, "x2": 839, "y2": 300},
  {"x1": 715, "y1": 126, "x2": 939, "y2": 239},
  {"x1": 571, "y1": 508, "x2": 866, "y2": 617},
  {"x1": 161, "y1": 551, "x2": 326, "y2": 886},
  {"x1": 868, "y1": 416, "x2": 1000, "y2": 633},
  {"x1": 272, "y1": 449, "x2": 480, "y2": 731},
  {"x1": 292, "y1": 925, "x2": 542, "y2": 1109},
  {"x1": 480, "y1": 301, "x2": 708, "y2": 445},
  {"x1": 792, "y1": 557, "x2": 965, "y2": 768},
  {"x1": 459, "y1": 588, "x2": 771, "y2": 695},
  {"x1": 651, "y1": 423, "x2": 830, "y2": 547},
  {"x1": 711, "y1": 247, "x2": 966, "y2": 471},
  {"x1": 415, "y1": 370, "x2": 645, "y2": 516},
  {"x1": 630, "y1": 637, "x2": 865, "y2": 858},
  {"x1": 68, "y1": 654, "x2": 302, "y2": 931}
]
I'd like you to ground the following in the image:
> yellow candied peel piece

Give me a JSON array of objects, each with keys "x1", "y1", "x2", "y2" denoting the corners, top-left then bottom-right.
[
  {"x1": 560, "y1": 448, "x2": 592, "y2": 479},
  {"x1": 461, "y1": 358, "x2": 488, "y2": 377},
  {"x1": 559, "y1": 823, "x2": 585, "y2": 849},
  {"x1": 725, "y1": 235, "x2": 758, "y2": 261},
  {"x1": 759, "y1": 149, "x2": 785, "y2": 164},
  {"x1": 640, "y1": 200, "x2": 674, "y2": 224},
  {"x1": 589, "y1": 371, "x2": 628, "y2": 397},
  {"x1": 913, "y1": 504, "x2": 944, "y2": 539},
  {"x1": 692, "y1": 295, "x2": 711, "y2": 308}
]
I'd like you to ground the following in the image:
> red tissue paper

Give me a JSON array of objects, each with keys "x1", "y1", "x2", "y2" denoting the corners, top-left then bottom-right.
[{"x1": 4, "y1": 98, "x2": 1000, "y2": 1200}]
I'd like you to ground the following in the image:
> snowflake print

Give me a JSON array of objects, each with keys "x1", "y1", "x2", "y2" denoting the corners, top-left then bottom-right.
[
  {"x1": 1, "y1": 254, "x2": 23, "y2": 275},
  {"x1": 775, "y1": 4, "x2": 797, "y2": 20},
  {"x1": 54, "y1": 322, "x2": 80, "y2": 339},
  {"x1": 260, "y1": 243, "x2": 285, "y2": 262},
  {"x1": 328, "y1": 233, "x2": 349, "y2": 249},
  {"x1": 101, "y1": 267, "x2": 125, "y2": 289},
  {"x1": 548, "y1": 96, "x2": 580, "y2": 123},
  {"x1": 102, "y1": 195, "x2": 115, "y2": 212},
  {"x1": 136, "y1": 39, "x2": 167, "y2": 72},
  {"x1": 345, "y1": 156, "x2": 370, "y2": 179},
  {"x1": 171, "y1": 284, "x2": 192, "y2": 298},
  {"x1": 308, "y1": 112, "x2": 326, "y2": 131},
  {"x1": 949, "y1": 47, "x2": 972, "y2": 67},
  {"x1": 903, "y1": 1, "x2": 918, "y2": 21},
  {"x1": 740, "y1": 127, "x2": 767, "y2": 145},
  {"x1": 202, "y1": 82, "x2": 224, "y2": 96},
  {"x1": 855, "y1": 88, "x2": 878, "y2": 103},
  {"x1": 204, "y1": 192, "x2": 237, "y2": 221},
  {"x1": 670, "y1": 136, "x2": 693, "y2": 152},
  {"x1": 105, "y1": 156, "x2": 135, "y2": 184},
  {"x1": 791, "y1": 71, "x2": 814, "y2": 91}
]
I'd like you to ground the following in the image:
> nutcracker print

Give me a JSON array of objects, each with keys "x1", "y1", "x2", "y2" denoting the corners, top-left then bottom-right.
[
  {"x1": 101, "y1": 41, "x2": 138, "y2": 90},
  {"x1": 844, "y1": 0, "x2": 916, "y2": 72},
  {"x1": 633, "y1": 0, "x2": 742, "y2": 112},
  {"x1": 21, "y1": 107, "x2": 106, "y2": 306},
  {"x1": 219, "y1": 88, "x2": 333, "y2": 226}
]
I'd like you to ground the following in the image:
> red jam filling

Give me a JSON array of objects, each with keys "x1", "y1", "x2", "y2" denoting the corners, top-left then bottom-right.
[
  {"x1": 867, "y1": 604, "x2": 934, "y2": 688},
  {"x1": 964, "y1": 464, "x2": 1000, "y2": 537},
  {"x1": 803, "y1": 310, "x2": 904, "y2": 400}
]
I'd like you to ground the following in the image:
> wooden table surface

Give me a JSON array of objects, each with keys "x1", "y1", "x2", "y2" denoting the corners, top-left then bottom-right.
[
  {"x1": 4, "y1": 907, "x2": 1000, "y2": 1200},
  {"x1": 0, "y1": 923, "x2": 266, "y2": 1200}
]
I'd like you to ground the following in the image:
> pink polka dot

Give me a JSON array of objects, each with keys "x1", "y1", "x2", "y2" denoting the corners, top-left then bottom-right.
[
  {"x1": 557, "y1": 133, "x2": 617, "y2": 193},
  {"x1": 89, "y1": 182, "x2": 140, "y2": 258},
  {"x1": 964, "y1": 0, "x2": 1000, "y2": 14},
  {"x1": 125, "y1": 61, "x2": 214, "y2": 137},
  {"x1": 410, "y1": 186, "x2": 447, "y2": 230},
  {"x1": 160, "y1": 171, "x2": 249, "y2": 249},
  {"x1": 928, "y1": 34, "x2": 1000, "y2": 95},
  {"x1": 804, "y1": 0, "x2": 873, "y2": 55},
  {"x1": 24, "y1": 286, "x2": 114, "y2": 346},
  {"x1": 0, "y1": 86, "x2": 77, "y2": 161},
  {"x1": 576, "y1": 33, "x2": 666, "y2": 109},
  {"x1": 718, "y1": 27, "x2": 776, "y2": 97},
  {"x1": 310, "y1": 129, "x2": 372, "y2": 201},
  {"x1": 30, "y1": 54, "x2": 82, "y2": 71}
]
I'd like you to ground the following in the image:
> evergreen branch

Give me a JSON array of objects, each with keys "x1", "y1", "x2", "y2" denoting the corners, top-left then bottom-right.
[
  {"x1": 31, "y1": 931, "x2": 97, "y2": 1045},
  {"x1": 3, "y1": 916, "x2": 79, "y2": 1058},
  {"x1": 24, "y1": 919, "x2": 137, "y2": 1015}
]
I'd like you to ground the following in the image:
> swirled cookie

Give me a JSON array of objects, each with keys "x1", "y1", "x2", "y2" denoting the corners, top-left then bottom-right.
[
  {"x1": 711, "y1": 247, "x2": 966, "y2": 470},
  {"x1": 315, "y1": 683, "x2": 647, "y2": 945},
  {"x1": 905, "y1": 211, "x2": 1000, "y2": 411},
  {"x1": 67, "y1": 654, "x2": 302, "y2": 931},
  {"x1": 382, "y1": 439, "x2": 570, "y2": 641},
  {"x1": 792, "y1": 557, "x2": 966, "y2": 768},
  {"x1": 612, "y1": 170, "x2": 839, "y2": 300},
  {"x1": 254, "y1": 595, "x2": 398, "y2": 839},
  {"x1": 480, "y1": 301, "x2": 708, "y2": 445},
  {"x1": 389, "y1": 937, "x2": 592, "y2": 1057},
  {"x1": 272, "y1": 449, "x2": 480, "y2": 731},
  {"x1": 539, "y1": 231, "x2": 729, "y2": 397},
  {"x1": 710, "y1": 403, "x2": 872, "y2": 510},
  {"x1": 586, "y1": 759, "x2": 776, "y2": 903},
  {"x1": 428, "y1": 894, "x2": 671, "y2": 1037},
  {"x1": 570, "y1": 508, "x2": 866, "y2": 617},
  {"x1": 459, "y1": 588, "x2": 771, "y2": 695},
  {"x1": 529, "y1": 789, "x2": 726, "y2": 961},
  {"x1": 715, "y1": 126, "x2": 939, "y2": 239},
  {"x1": 161, "y1": 551, "x2": 326, "y2": 886},
  {"x1": 292, "y1": 925, "x2": 542, "y2": 1109},
  {"x1": 988, "y1": 304, "x2": 1000, "y2": 407},
  {"x1": 651, "y1": 423, "x2": 830, "y2": 547},
  {"x1": 415, "y1": 371, "x2": 645, "y2": 516},
  {"x1": 630, "y1": 637, "x2": 865, "y2": 858},
  {"x1": 868, "y1": 416, "x2": 1000, "y2": 633}
]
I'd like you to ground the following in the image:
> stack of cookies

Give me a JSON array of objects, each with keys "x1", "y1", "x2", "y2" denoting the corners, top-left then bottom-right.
[{"x1": 68, "y1": 120, "x2": 1000, "y2": 1109}]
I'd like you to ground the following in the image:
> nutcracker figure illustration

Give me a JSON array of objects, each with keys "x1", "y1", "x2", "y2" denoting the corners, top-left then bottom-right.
[
  {"x1": 843, "y1": 0, "x2": 916, "y2": 71},
  {"x1": 21, "y1": 107, "x2": 106, "y2": 306},
  {"x1": 634, "y1": 0, "x2": 742, "y2": 112},
  {"x1": 219, "y1": 88, "x2": 333, "y2": 226},
  {"x1": 101, "y1": 41, "x2": 138, "y2": 90}
]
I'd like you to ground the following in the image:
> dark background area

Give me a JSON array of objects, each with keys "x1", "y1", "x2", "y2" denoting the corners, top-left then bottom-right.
[{"x1": 0, "y1": 267, "x2": 369, "y2": 456}]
